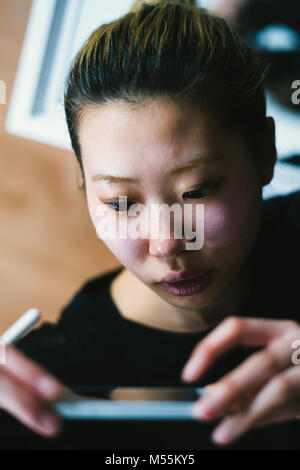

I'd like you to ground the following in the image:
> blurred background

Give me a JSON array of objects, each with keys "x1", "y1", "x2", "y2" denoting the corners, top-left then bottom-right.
[{"x1": 0, "y1": 0, "x2": 299, "y2": 332}]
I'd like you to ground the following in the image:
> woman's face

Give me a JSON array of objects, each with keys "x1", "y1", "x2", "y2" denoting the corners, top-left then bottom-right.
[{"x1": 78, "y1": 98, "x2": 271, "y2": 311}]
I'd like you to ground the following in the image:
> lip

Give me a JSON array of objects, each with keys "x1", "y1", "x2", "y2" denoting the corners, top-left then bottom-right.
[
  {"x1": 158, "y1": 269, "x2": 215, "y2": 297},
  {"x1": 159, "y1": 268, "x2": 209, "y2": 283}
]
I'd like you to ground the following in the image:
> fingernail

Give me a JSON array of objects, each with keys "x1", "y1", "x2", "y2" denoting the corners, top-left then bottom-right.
[
  {"x1": 212, "y1": 425, "x2": 235, "y2": 444},
  {"x1": 39, "y1": 410, "x2": 61, "y2": 432},
  {"x1": 193, "y1": 399, "x2": 220, "y2": 418},
  {"x1": 181, "y1": 361, "x2": 198, "y2": 380},
  {"x1": 35, "y1": 376, "x2": 62, "y2": 398}
]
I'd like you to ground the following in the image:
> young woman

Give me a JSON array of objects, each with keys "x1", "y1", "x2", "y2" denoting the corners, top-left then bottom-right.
[{"x1": 0, "y1": 0, "x2": 299, "y2": 450}]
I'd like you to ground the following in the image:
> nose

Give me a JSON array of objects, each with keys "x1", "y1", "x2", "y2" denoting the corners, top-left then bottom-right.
[
  {"x1": 148, "y1": 219, "x2": 197, "y2": 259},
  {"x1": 149, "y1": 236, "x2": 194, "y2": 259},
  {"x1": 145, "y1": 202, "x2": 198, "y2": 259}
]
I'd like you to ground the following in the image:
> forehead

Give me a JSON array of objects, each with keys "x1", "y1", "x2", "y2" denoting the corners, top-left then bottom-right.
[
  {"x1": 78, "y1": 98, "x2": 244, "y2": 172},
  {"x1": 80, "y1": 98, "x2": 220, "y2": 142}
]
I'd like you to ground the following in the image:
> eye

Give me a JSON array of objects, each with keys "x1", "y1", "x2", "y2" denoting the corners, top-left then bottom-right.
[
  {"x1": 182, "y1": 182, "x2": 219, "y2": 199},
  {"x1": 104, "y1": 199, "x2": 138, "y2": 212}
]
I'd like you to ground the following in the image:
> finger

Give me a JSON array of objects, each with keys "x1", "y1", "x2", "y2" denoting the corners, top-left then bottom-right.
[
  {"x1": 0, "y1": 372, "x2": 63, "y2": 437},
  {"x1": 211, "y1": 396, "x2": 300, "y2": 446},
  {"x1": 211, "y1": 399, "x2": 300, "y2": 447},
  {"x1": 192, "y1": 334, "x2": 297, "y2": 420},
  {"x1": 181, "y1": 316, "x2": 298, "y2": 382},
  {"x1": 210, "y1": 381, "x2": 261, "y2": 414},
  {"x1": 252, "y1": 396, "x2": 300, "y2": 426},
  {"x1": 210, "y1": 365, "x2": 300, "y2": 445},
  {"x1": 228, "y1": 387, "x2": 261, "y2": 413},
  {"x1": 202, "y1": 382, "x2": 262, "y2": 415},
  {"x1": 0, "y1": 344, "x2": 64, "y2": 400}
]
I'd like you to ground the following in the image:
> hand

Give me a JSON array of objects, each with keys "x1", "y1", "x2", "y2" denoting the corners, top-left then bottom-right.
[
  {"x1": 180, "y1": 316, "x2": 300, "y2": 446},
  {"x1": 0, "y1": 344, "x2": 66, "y2": 437}
]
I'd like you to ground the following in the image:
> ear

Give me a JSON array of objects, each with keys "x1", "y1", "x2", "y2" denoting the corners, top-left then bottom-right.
[
  {"x1": 260, "y1": 116, "x2": 277, "y2": 187},
  {"x1": 74, "y1": 160, "x2": 85, "y2": 192}
]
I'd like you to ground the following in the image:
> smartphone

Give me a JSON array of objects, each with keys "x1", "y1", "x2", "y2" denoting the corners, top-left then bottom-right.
[{"x1": 52, "y1": 385, "x2": 206, "y2": 420}]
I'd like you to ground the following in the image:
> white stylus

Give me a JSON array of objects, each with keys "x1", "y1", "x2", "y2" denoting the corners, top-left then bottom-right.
[{"x1": 0, "y1": 308, "x2": 40, "y2": 344}]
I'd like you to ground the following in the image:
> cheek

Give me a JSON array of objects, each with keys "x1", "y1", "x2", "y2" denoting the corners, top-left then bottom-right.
[
  {"x1": 204, "y1": 204, "x2": 246, "y2": 246},
  {"x1": 204, "y1": 177, "x2": 261, "y2": 249},
  {"x1": 104, "y1": 238, "x2": 144, "y2": 270},
  {"x1": 86, "y1": 188, "x2": 146, "y2": 268}
]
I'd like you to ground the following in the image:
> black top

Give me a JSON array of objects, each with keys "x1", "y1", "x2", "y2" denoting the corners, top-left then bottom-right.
[{"x1": 0, "y1": 191, "x2": 299, "y2": 449}]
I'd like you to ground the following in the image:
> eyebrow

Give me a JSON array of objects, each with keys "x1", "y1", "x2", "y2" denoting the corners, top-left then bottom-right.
[{"x1": 91, "y1": 154, "x2": 221, "y2": 184}]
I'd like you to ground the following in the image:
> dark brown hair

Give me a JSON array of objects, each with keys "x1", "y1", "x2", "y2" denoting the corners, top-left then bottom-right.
[{"x1": 64, "y1": 0, "x2": 270, "y2": 193}]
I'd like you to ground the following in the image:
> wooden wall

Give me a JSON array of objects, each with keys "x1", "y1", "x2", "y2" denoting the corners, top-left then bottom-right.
[{"x1": 0, "y1": 0, "x2": 120, "y2": 333}]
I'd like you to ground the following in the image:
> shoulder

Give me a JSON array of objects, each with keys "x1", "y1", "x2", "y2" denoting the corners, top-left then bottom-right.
[
  {"x1": 54, "y1": 266, "x2": 123, "y2": 334},
  {"x1": 245, "y1": 191, "x2": 299, "y2": 321},
  {"x1": 262, "y1": 190, "x2": 300, "y2": 234},
  {"x1": 256, "y1": 190, "x2": 300, "y2": 259}
]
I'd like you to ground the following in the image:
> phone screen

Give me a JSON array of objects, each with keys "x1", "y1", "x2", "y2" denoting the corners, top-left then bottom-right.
[
  {"x1": 53, "y1": 386, "x2": 206, "y2": 420},
  {"x1": 68, "y1": 385, "x2": 205, "y2": 401}
]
